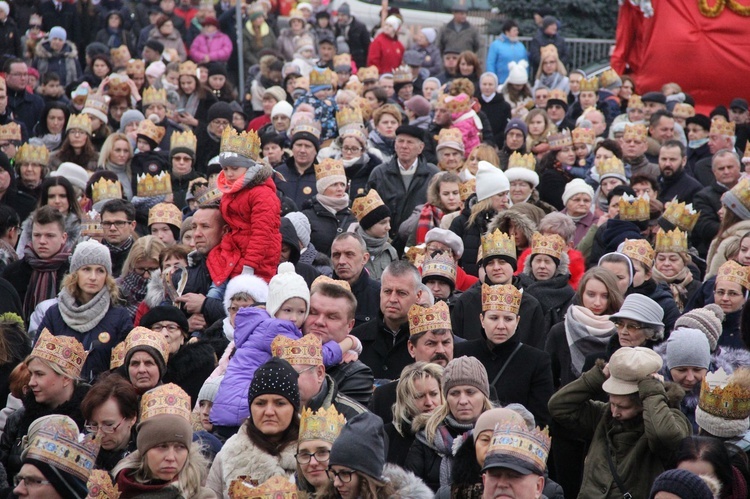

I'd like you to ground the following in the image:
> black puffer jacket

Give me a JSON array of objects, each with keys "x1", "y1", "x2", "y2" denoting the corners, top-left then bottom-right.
[
  {"x1": 478, "y1": 93, "x2": 511, "y2": 147},
  {"x1": 163, "y1": 341, "x2": 217, "y2": 407},
  {"x1": 301, "y1": 198, "x2": 356, "y2": 256},
  {"x1": 336, "y1": 267, "x2": 381, "y2": 329}
]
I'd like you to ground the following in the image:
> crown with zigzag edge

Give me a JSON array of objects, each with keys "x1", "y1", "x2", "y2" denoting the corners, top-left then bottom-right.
[
  {"x1": 662, "y1": 199, "x2": 700, "y2": 231},
  {"x1": 481, "y1": 283, "x2": 523, "y2": 314},
  {"x1": 654, "y1": 228, "x2": 688, "y2": 254},
  {"x1": 408, "y1": 301, "x2": 452, "y2": 335},
  {"x1": 14, "y1": 143, "x2": 49, "y2": 166},
  {"x1": 618, "y1": 193, "x2": 650, "y2": 221},
  {"x1": 92, "y1": 177, "x2": 123, "y2": 205},
  {"x1": 137, "y1": 171, "x2": 172, "y2": 197}
]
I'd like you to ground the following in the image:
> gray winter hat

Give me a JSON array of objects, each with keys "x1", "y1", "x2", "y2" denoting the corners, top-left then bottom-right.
[
  {"x1": 284, "y1": 212, "x2": 311, "y2": 248},
  {"x1": 666, "y1": 328, "x2": 711, "y2": 370},
  {"x1": 329, "y1": 412, "x2": 386, "y2": 480},
  {"x1": 609, "y1": 294, "x2": 664, "y2": 329},
  {"x1": 70, "y1": 240, "x2": 112, "y2": 275}
]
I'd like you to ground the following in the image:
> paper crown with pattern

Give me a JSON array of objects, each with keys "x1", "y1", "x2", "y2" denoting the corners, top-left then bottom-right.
[
  {"x1": 333, "y1": 53, "x2": 352, "y2": 69},
  {"x1": 81, "y1": 209, "x2": 104, "y2": 239},
  {"x1": 710, "y1": 119, "x2": 736, "y2": 137},
  {"x1": 125, "y1": 326, "x2": 171, "y2": 364},
  {"x1": 336, "y1": 105, "x2": 363, "y2": 129},
  {"x1": 194, "y1": 179, "x2": 223, "y2": 206},
  {"x1": 482, "y1": 229, "x2": 516, "y2": 262},
  {"x1": 110, "y1": 45, "x2": 131, "y2": 68},
  {"x1": 408, "y1": 301, "x2": 452, "y2": 335},
  {"x1": 136, "y1": 119, "x2": 166, "y2": 144},
  {"x1": 289, "y1": 113, "x2": 322, "y2": 139},
  {"x1": 572, "y1": 127, "x2": 596, "y2": 145},
  {"x1": 459, "y1": 178, "x2": 476, "y2": 201},
  {"x1": 83, "y1": 93, "x2": 110, "y2": 117},
  {"x1": 698, "y1": 368, "x2": 750, "y2": 420},
  {"x1": 0, "y1": 122, "x2": 21, "y2": 142},
  {"x1": 672, "y1": 103, "x2": 695, "y2": 120},
  {"x1": 314, "y1": 158, "x2": 345, "y2": 181},
  {"x1": 126, "y1": 59, "x2": 146, "y2": 76},
  {"x1": 229, "y1": 475, "x2": 298, "y2": 499},
  {"x1": 137, "y1": 171, "x2": 172, "y2": 197},
  {"x1": 627, "y1": 94, "x2": 643, "y2": 110},
  {"x1": 171, "y1": 130, "x2": 197, "y2": 153},
  {"x1": 352, "y1": 189, "x2": 385, "y2": 221},
  {"x1": 220, "y1": 126, "x2": 261, "y2": 160},
  {"x1": 106, "y1": 73, "x2": 131, "y2": 98},
  {"x1": 88, "y1": 469, "x2": 120, "y2": 499},
  {"x1": 547, "y1": 129, "x2": 572, "y2": 150},
  {"x1": 654, "y1": 228, "x2": 688, "y2": 254},
  {"x1": 310, "y1": 68, "x2": 336, "y2": 87},
  {"x1": 25, "y1": 415, "x2": 99, "y2": 483},
  {"x1": 393, "y1": 64, "x2": 413, "y2": 84},
  {"x1": 598, "y1": 68, "x2": 620, "y2": 89},
  {"x1": 299, "y1": 406, "x2": 347, "y2": 443},
  {"x1": 149, "y1": 202, "x2": 182, "y2": 228},
  {"x1": 66, "y1": 114, "x2": 93, "y2": 135},
  {"x1": 142, "y1": 87, "x2": 168, "y2": 107},
  {"x1": 662, "y1": 199, "x2": 700, "y2": 231},
  {"x1": 179, "y1": 60, "x2": 198, "y2": 78},
  {"x1": 579, "y1": 76, "x2": 600, "y2": 92},
  {"x1": 31, "y1": 329, "x2": 86, "y2": 378},
  {"x1": 481, "y1": 283, "x2": 523, "y2": 314},
  {"x1": 623, "y1": 123, "x2": 647, "y2": 141},
  {"x1": 725, "y1": 177, "x2": 750, "y2": 214},
  {"x1": 14, "y1": 143, "x2": 49, "y2": 166},
  {"x1": 445, "y1": 93, "x2": 472, "y2": 115},
  {"x1": 716, "y1": 260, "x2": 750, "y2": 290},
  {"x1": 344, "y1": 77, "x2": 363, "y2": 96},
  {"x1": 598, "y1": 156, "x2": 626, "y2": 179},
  {"x1": 548, "y1": 89, "x2": 568, "y2": 102},
  {"x1": 272, "y1": 334, "x2": 323, "y2": 366},
  {"x1": 531, "y1": 233, "x2": 565, "y2": 260},
  {"x1": 110, "y1": 340, "x2": 127, "y2": 370},
  {"x1": 485, "y1": 421, "x2": 551, "y2": 476},
  {"x1": 620, "y1": 238, "x2": 655, "y2": 268},
  {"x1": 140, "y1": 383, "x2": 191, "y2": 423},
  {"x1": 507, "y1": 151, "x2": 536, "y2": 170},
  {"x1": 437, "y1": 127, "x2": 464, "y2": 148},
  {"x1": 539, "y1": 44, "x2": 559, "y2": 61},
  {"x1": 92, "y1": 177, "x2": 122, "y2": 205},
  {"x1": 311, "y1": 275, "x2": 351, "y2": 291},
  {"x1": 618, "y1": 193, "x2": 650, "y2": 221},
  {"x1": 357, "y1": 65, "x2": 379, "y2": 82},
  {"x1": 421, "y1": 251, "x2": 457, "y2": 284}
]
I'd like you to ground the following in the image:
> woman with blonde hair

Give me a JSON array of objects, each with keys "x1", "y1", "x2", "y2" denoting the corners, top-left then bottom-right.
[
  {"x1": 524, "y1": 108, "x2": 556, "y2": 157},
  {"x1": 117, "y1": 235, "x2": 167, "y2": 321},
  {"x1": 461, "y1": 143, "x2": 500, "y2": 180},
  {"x1": 98, "y1": 132, "x2": 135, "y2": 200},
  {"x1": 399, "y1": 171, "x2": 463, "y2": 246},
  {"x1": 533, "y1": 44, "x2": 569, "y2": 94}
]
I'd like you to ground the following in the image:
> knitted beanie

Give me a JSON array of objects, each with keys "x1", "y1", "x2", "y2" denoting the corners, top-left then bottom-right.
[
  {"x1": 696, "y1": 406, "x2": 750, "y2": 438},
  {"x1": 442, "y1": 356, "x2": 490, "y2": 398},
  {"x1": 70, "y1": 240, "x2": 112, "y2": 275},
  {"x1": 140, "y1": 305, "x2": 189, "y2": 338},
  {"x1": 505, "y1": 60, "x2": 529, "y2": 86},
  {"x1": 197, "y1": 376, "x2": 222, "y2": 404},
  {"x1": 329, "y1": 412, "x2": 386, "y2": 480},
  {"x1": 118, "y1": 109, "x2": 145, "y2": 133},
  {"x1": 266, "y1": 262, "x2": 311, "y2": 318},
  {"x1": 666, "y1": 328, "x2": 711, "y2": 370},
  {"x1": 674, "y1": 304, "x2": 724, "y2": 352},
  {"x1": 284, "y1": 212, "x2": 312, "y2": 247},
  {"x1": 223, "y1": 274, "x2": 269, "y2": 313},
  {"x1": 473, "y1": 408, "x2": 524, "y2": 441},
  {"x1": 271, "y1": 101, "x2": 294, "y2": 119},
  {"x1": 649, "y1": 469, "x2": 713, "y2": 499},
  {"x1": 405, "y1": 95, "x2": 431, "y2": 118},
  {"x1": 49, "y1": 26, "x2": 67, "y2": 41},
  {"x1": 475, "y1": 161, "x2": 510, "y2": 202},
  {"x1": 561, "y1": 178, "x2": 595, "y2": 207},
  {"x1": 316, "y1": 170, "x2": 347, "y2": 195},
  {"x1": 248, "y1": 357, "x2": 300, "y2": 412}
]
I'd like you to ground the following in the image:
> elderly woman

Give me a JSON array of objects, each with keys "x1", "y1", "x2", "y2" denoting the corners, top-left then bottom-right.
[
  {"x1": 48, "y1": 113, "x2": 99, "y2": 171},
  {"x1": 118, "y1": 327, "x2": 170, "y2": 396},
  {"x1": 436, "y1": 129, "x2": 465, "y2": 173},
  {"x1": 399, "y1": 172, "x2": 463, "y2": 247},
  {"x1": 14, "y1": 143, "x2": 49, "y2": 200},
  {"x1": 207, "y1": 358, "x2": 300, "y2": 498},
  {"x1": 560, "y1": 178, "x2": 598, "y2": 247},
  {"x1": 296, "y1": 406, "x2": 347, "y2": 497},
  {"x1": 652, "y1": 229, "x2": 701, "y2": 312},
  {"x1": 405, "y1": 356, "x2": 493, "y2": 492},
  {"x1": 113, "y1": 384, "x2": 214, "y2": 498}
]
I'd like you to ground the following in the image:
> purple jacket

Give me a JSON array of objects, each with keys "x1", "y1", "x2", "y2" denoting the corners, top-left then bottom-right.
[
  {"x1": 210, "y1": 307, "x2": 342, "y2": 427},
  {"x1": 189, "y1": 32, "x2": 233, "y2": 63}
]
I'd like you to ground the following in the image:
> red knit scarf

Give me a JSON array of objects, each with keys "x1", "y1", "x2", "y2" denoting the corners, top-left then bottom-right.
[
  {"x1": 416, "y1": 204, "x2": 443, "y2": 245},
  {"x1": 23, "y1": 243, "x2": 71, "y2": 320}
]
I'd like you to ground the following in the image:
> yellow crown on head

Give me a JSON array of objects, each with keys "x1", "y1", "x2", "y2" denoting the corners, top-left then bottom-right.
[
  {"x1": 314, "y1": 158, "x2": 345, "y2": 181},
  {"x1": 289, "y1": 113, "x2": 322, "y2": 138},
  {"x1": 83, "y1": 93, "x2": 110, "y2": 116},
  {"x1": 170, "y1": 130, "x2": 197, "y2": 154},
  {"x1": 672, "y1": 103, "x2": 695, "y2": 120},
  {"x1": 311, "y1": 275, "x2": 351, "y2": 292},
  {"x1": 149, "y1": 202, "x2": 182, "y2": 228},
  {"x1": 421, "y1": 252, "x2": 457, "y2": 285},
  {"x1": 598, "y1": 156, "x2": 625, "y2": 178},
  {"x1": 125, "y1": 326, "x2": 171, "y2": 364},
  {"x1": 408, "y1": 301, "x2": 452, "y2": 335},
  {"x1": 136, "y1": 119, "x2": 166, "y2": 144},
  {"x1": 352, "y1": 189, "x2": 385, "y2": 221},
  {"x1": 599, "y1": 68, "x2": 620, "y2": 89},
  {"x1": 110, "y1": 340, "x2": 127, "y2": 370},
  {"x1": 126, "y1": 59, "x2": 145, "y2": 76},
  {"x1": 195, "y1": 179, "x2": 223, "y2": 206},
  {"x1": 486, "y1": 421, "x2": 551, "y2": 476},
  {"x1": 299, "y1": 406, "x2": 347, "y2": 443},
  {"x1": 716, "y1": 260, "x2": 750, "y2": 290},
  {"x1": 220, "y1": 126, "x2": 261, "y2": 160},
  {"x1": 698, "y1": 368, "x2": 750, "y2": 420},
  {"x1": 725, "y1": 177, "x2": 750, "y2": 214},
  {"x1": 393, "y1": 64, "x2": 413, "y2": 84},
  {"x1": 710, "y1": 119, "x2": 736, "y2": 137},
  {"x1": 179, "y1": 60, "x2": 198, "y2": 78},
  {"x1": 618, "y1": 193, "x2": 650, "y2": 221},
  {"x1": 481, "y1": 229, "x2": 516, "y2": 262},
  {"x1": 481, "y1": 283, "x2": 523, "y2": 314},
  {"x1": 459, "y1": 178, "x2": 476, "y2": 201},
  {"x1": 357, "y1": 65, "x2": 379, "y2": 82},
  {"x1": 107, "y1": 73, "x2": 131, "y2": 98},
  {"x1": 110, "y1": 45, "x2": 131, "y2": 65},
  {"x1": 623, "y1": 123, "x2": 648, "y2": 142},
  {"x1": 310, "y1": 68, "x2": 336, "y2": 87},
  {"x1": 744, "y1": 142, "x2": 750, "y2": 159},
  {"x1": 137, "y1": 171, "x2": 172, "y2": 197},
  {"x1": 445, "y1": 93, "x2": 472, "y2": 115},
  {"x1": 92, "y1": 177, "x2": 123, "y2": 205},
  {"x1": 81, "y1": 209, "x2": 104, "y2": 239},
  {"x1": 531, "y1": 233, "x2": 565, "y2": 260},
  {"x1": 336, "y1": 105, "x2": 363, "y2": 129},
  {"x1": 66, "y1": 114, "x2": 92, "y2": 135},
  {"x1": 579, "y1": 76, "x2": 600, "y2": 92},
  {"x1": 272, "y1": 334, "x2": 323, "y2": 366},
  {"x1": 333, "y1": 53, "x2": 352, "y2": 68},
  {"x1": 572, "y1": 127, "x2": 596, "y2": 145},
  {"x1": 627, "y1": 94, "x2": 643, "y2": 110},
  {"x1": 548, "y1": 129, "x2": 572, "y2": 150},
  {"x1": 32, "y1": 329, "x2": 87, "y2": 379},
  {"x1": 654, "y1": 228, "x2": 688, "y2": 254},
  {"x1": 344, "y1": 77, "x2": 363, "y2": 95},
  {"x1": 14, "y1": 143, "x2": 49, "y2": 166},
  {"x1": 662, "y1": 199, "x2": 700, "y2": 231},
  {"x1": 88, "y1": 469, "x2": 120, "y2": 499},
  {"x1": 142, "y1": 87, "x2": 168, "y2": 107},
  {"x1": 620, "y1": 238, "x2": 655, "y2": 268},
  {"x1": 140, "y1": 383, "x2": 192, "y2": 423},
  {"x1": 229, "y1": 475, "x2": 298, "y2": 499},
  {"x1": 540, "y1": 44, "x2": 559, "y2": 60},
  {"x1": 437, "y1": 127, "x2": 464, "y2": 148}
]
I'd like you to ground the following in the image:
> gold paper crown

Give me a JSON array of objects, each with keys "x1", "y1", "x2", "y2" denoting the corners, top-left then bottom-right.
[
  {"x1": 26, "y1": 415, "x2": 99, "y2": 483},
  {"x1": 195, "y1": 180, "x2": 223, "y2": 205},
  {"x1": 229, "y1": 475, "x2": 298, "y2": 499},
  {"x1": 599, "y1": 68, "x2": 620, "y2": 89},
  {"x1": 126, "y1": 59, "x2": 145, "y2": 76},
  {"x1": 110, "y1": 340, "x2": 127, "y2": 370},
  {"x1": 405, "y1": 246, "x2": 426, "y2": 267},
  {"x1": 271, "y1": 334, "x2": 323, "y2": 366},
  {"x1": 125, "y1": 326, "x2": 171, "y2": 364},
  {"x1": 408, "y1": 301, "x2": 452, "y2": 335},
  {"x1": 88, "y1": 469, "x2": 120, "y2": 499},
  {"x1": 92, "y1": 177, "x2": 123, "y2": 205},
  {"x1": 548, "y1": 89, "x2": 568, "y2": 102},
  {"x1": 726, "y1": 177, "x2": 750, "y2": 214},
  {"x1": 710, "y1": 119, "x2": 736, "y2": 137},
  {"x1": 83, "y1": 93, "x2": 110, "y2": 116},
  {"x1": 314, "y1": 158, "x2": 345, "y2": 181},
  {"x1": 531, "y1": 233, "x2": 565, "y2": 260},
  {"x1": 481, "y1": 283, "x2": 523, "y2": 314},
  {"x1": 598, "y1": 156, "x2": 626, "y2": 178},
  {"x1": 311, "y1": 275, "x2": 351, "y2": 291},
  {"x1": 481, "y1": 229, "x2": 516, "y2": 262},
  {"x1": 486, "y1": 421, "x2": 551, "y2": 476},
  {"x1": 623, "y1": 123, "x2": 648, "y2": 141},
  {"x1": 662, "y1": 199, "x2": 700, "y2": 231},
  {"x1": 142, "y1": 87, "x2": 168, "y2": 107},
  {"x1": 579, "y1": 76, "x2": 600, "y2": 92},
  {"x1": 357, "y1": 65, "x2": 379, "y2": 82},
  {"x1": 336, "y1": 105, "x2": 363, "y2": 129},
  {"x1": 149, "y1": 202, "x2": 182, "y2": 228},
  {"x1": 171, "y1": 130, "x2": 197, "y2": 153},
  {"x1": 140, "y1": 383, "x2": 192, "y2": 423},
  {"x1": 393, "y1": 64, "x2": 413, "y2": 84},
  {"x1": 81, "y1": 209, "x2": 104, "y2": 239},
  {"x1": 627, "y1": 94, "x2": 644, "y2": 110},
  {"x1": 0, "y1": 124, "x2": 23, "y2": 144},
  {"x1": 547, "y1": 129, "x2": 572, "y2": 150},
  {"x1": 459, "y1": 178, "x2": 476, "y2": 201},
  {"x1": 698, "y1": 368, "x2": 750, "y2": 420},
  {"x1": 540, "y1": 44, "x2": 559, "y2": 60},
  {"x1": 66, "y1": 114, "x2": 93, "y2": 135},
  {"x1": 137, "y1": 171, "x2": 172, "y2": 197},
  {"x1": 654, "y1": 228, "x2": 688, "y2": 254},
  {"x1": 220, "y1": 126, "x2": 262, "y2": 160},
  {"x1": 179, "y1": 60, "x2": 198, "y2": 77},
  {"x1": 333, "y1": 53, "x2": 351, "y2": 68},
  {"x1": 299, "y1": 406, "x2": 347, "y2": 443},
  {"x1": 110, "y1": 45, "x2": 131, "y2": 68},
  {"x1": 572, "y1": 127, "x2": 596, "y2": 145},
  {"x1": 31, "y1": 329, "x2": 87, "y2": 379},
  {"x1": 672, "y1": 103, "x2": 695, "y2": 120},
  {"x1": 352, "y1": 189, "x2": 385, "y2": 221},
  {"x1": 14, "y1": 143, "x2": 49, "y2": 166},
  {"x1": 445, "y1": 93, "x2": 472, "y2": 115},
  {"x1": 421, "y1": 251, "x2": 457, "y2": 284},
  {"x1": 437, "y1": 127, "x2": 464, "y2": 148},
  {"x1": 618, "y1": 193, "x2": 650, "y2": 221},
  {"x1": 136, "y1": 119, "x2": 166, "y2": 144},
  {"x1": 620, "y1": 238, "x2": 655, "y2": 268},
  {"x1": 107, "y1": 73, "x2": 131, "y2": 98},
  {"x1": 716, "y1": 260, "x2": 750, "y2": 290},
  {"x1": 744, "y1": 142, "x2": 750, "y2": 159},
  {"x1": 290, "y1": 114, "x2": 322, "y2": 139},
  {"x1": 309, "y1": 68, "x2": 336, "y2": 86}
]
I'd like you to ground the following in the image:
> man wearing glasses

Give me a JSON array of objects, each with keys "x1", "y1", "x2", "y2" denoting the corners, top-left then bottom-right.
[
  {"x1": 2, "y1": 58, "x2": 44, "y2": 133},
  {"x1": 100, "y1": 199, "x2": 137, "y2": 278}
]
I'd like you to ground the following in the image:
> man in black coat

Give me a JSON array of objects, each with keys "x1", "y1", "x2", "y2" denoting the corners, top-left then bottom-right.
[
  {"x1": 0, "y1": 6, "x2": 21, "y2": 62},
  {"x1": 3, "y1": 59, "x2": 44, "y2": 134},
  {"x1": 528, "y1": 16, "x2": 568, "y2": 77},
  {"x1": 334, "y1": 3, "x2": 370, "y2": 69},
  {"x1": 37, "y1": 0, "x2": 79, "y2": 34},
  {"x1": 330, "y1": 233, "x2": 380, "y2": 328},
  {"x1": 685, "y1": 114, "x2": 712, "y2": 176},
  {"x1": 274, "y1": 130, "x2": 319, "y2": 210},
  {"x1": 690, "y1": 119, "x2": 740, "y2": 186},
  {"x1": 657, "y1": 140, "x2": 702, "y2": 204},
  {"x1": 0, "y1": 151, "x2": 35, "y2": 222}
]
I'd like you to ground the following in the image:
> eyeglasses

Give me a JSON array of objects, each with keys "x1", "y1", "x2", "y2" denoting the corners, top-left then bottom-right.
[
  {"x1": 101, "y1": 220, "x2": 131, "y2": 229},
  {"x1": 150, "y1": 323, "x2": 182, "y2": 333},
  {"x1": 714, "y1": 289, "x2": 743, "y2": 298},
  {"x1": 13, "y1": 475, "x2": 51, "y2": 488},
  {"x1": 341, "y1": 146, "x2": 362, "y2": 154},
  {"x1": 134, "y1": 266, "x2": 159, "y2": 276},
  {"x1": 85, "y1": 417, "x2": 125, "y2": 434},
  {"x1": 173, "y1": 155, "x2": 192, "y2": 163},
  {"x1": 294, "y1": 365, "x2": 317, "y2": 376},
  {"x1": 326, "y1": 468, "x2": 354, "y2": 483},
  {"x1": 295, "y1": 449, "x2": 331, "y2": 464},
  {"x1": 612, "y1": 320, "x2": 645, "y2": 333}
]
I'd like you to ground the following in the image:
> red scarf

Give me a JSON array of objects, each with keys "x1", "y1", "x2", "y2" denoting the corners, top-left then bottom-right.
[
  {"x1": 116, "y1": 469, "x2": 178, "y2": 499},
  {"x1": 416, "y1": 204, "x2": 443, "y2": 245},
  {"x1": 23, "y1": 243, "x2": 71, "y2": 321}
]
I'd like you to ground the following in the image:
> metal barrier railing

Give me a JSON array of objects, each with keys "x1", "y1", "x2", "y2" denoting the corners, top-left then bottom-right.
[{"x1": 484, "y1": 35, "x2": 615, "y2": 71}]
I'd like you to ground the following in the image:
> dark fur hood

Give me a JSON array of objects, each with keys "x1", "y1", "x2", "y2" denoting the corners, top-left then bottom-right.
[
  {"x1": 165, "y1": 341, "x2": 216, "y2": 384},
  {"x1": 488, "y1": 205, "x2": 540, "y2": 248}
]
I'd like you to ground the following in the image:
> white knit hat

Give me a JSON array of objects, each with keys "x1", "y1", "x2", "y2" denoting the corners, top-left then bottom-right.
[
  {"x1": 271, "y1": 101, "x2": 293, "y2": 119},
  {"x1": 505, "y1": 60, "x2": 529, "y2": 86},
  {"x1": 284, "y1": 212, "x2": 311, "y2": 247},
  {"x1": 475, "y1": 161, "x2": 509, "y2": 202},
  {"x1": 223, "y1": 274, "x2": 270, "y2": 312},
  {"x1": 561, "y1": 178, "x2": 594, "y2": 207},
  {"x1": 70, "y1": 240, "x2": 112, "y2": 275},
  {"x1": 266, "y1": 262, "x2": 310, "y2": 318}
]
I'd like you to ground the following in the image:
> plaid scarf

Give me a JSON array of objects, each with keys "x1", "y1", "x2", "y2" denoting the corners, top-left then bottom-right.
[
  {"x1": 23, "y1": 243, "x2": 71, "y2": 321},
  {"x1": 416, "y1": 203, "x2": 443, "y2": 245},
  {"x1": 117, "y1": 271, "x2": 150, "y2": 321}
]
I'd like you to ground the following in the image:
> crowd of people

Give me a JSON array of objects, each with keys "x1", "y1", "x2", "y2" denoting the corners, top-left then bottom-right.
[{"x1": 0, "y1": 0, "x2": 750, "y2": 498}]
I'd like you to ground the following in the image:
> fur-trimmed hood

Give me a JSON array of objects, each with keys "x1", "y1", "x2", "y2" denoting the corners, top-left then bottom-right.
[
  {"x1": 382, "y1": 463, "x2": 434, "y2": 499},
  {"x1": 706, "y1": 219, "x2": 750, "y2": 278},
  {"x1": 143, "y1": 269, "x2": 166, "y2": 309},
  {"x1": 521, "y1": 249, "x2": 570, "y2": 277},
  {"x1": 35, "y1": 38, "x2": 79, "y2": 59},
  {"x1": 487, "y1": 206, "x2": 540, "y2": 252}
]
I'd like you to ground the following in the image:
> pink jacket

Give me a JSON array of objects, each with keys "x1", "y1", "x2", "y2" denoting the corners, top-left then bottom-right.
[{"x1": 190, "y1": 32, "x2": 233, "y2": 63}]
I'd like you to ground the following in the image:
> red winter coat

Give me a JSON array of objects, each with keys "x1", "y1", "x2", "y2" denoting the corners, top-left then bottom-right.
[
  {"x1": 207, "y1": 165, "x2": 281, "y2": 285},
  {"x1": 367, "y1": 33, "x2": 404, "y2": 75},
  {"x1": 515, "y1": 247, "x2": 585, "y2": 290}
]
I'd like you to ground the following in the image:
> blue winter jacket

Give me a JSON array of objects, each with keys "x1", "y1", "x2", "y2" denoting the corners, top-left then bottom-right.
[{"x1": 486, "y1": 35, "x2": 528, "y2": 84}]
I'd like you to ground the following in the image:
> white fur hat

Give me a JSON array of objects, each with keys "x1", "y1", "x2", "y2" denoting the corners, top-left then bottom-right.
[
  {"x1": 505, "y1": 60, "x2": 529, "y2": 86},
  {"x1": 223, "y1": 274, "x2": 270, "y2": 313},
  {"x1": 504, "y1": 165, "x2": 539, "y2": 189}
]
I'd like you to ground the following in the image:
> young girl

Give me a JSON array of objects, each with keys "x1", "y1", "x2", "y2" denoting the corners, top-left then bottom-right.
[
  {"x1": 351, "y1": 190, "x2": 397, "y2": 280},
  {"x1": 524, "y1": 108, "x2": 555, "y2": 158},
  {"x1": 569, "y1": 126, "x2": 596, "y2": 179},
  {"x1": 502, "y1": 60, "x2": 533, "y2": 119},
  {"x1": 294, "y1": 68, "x2": 339, "y2": 142},
  {"x1": 446, "y1": 92, "x2": 481, "y2": 157}
]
